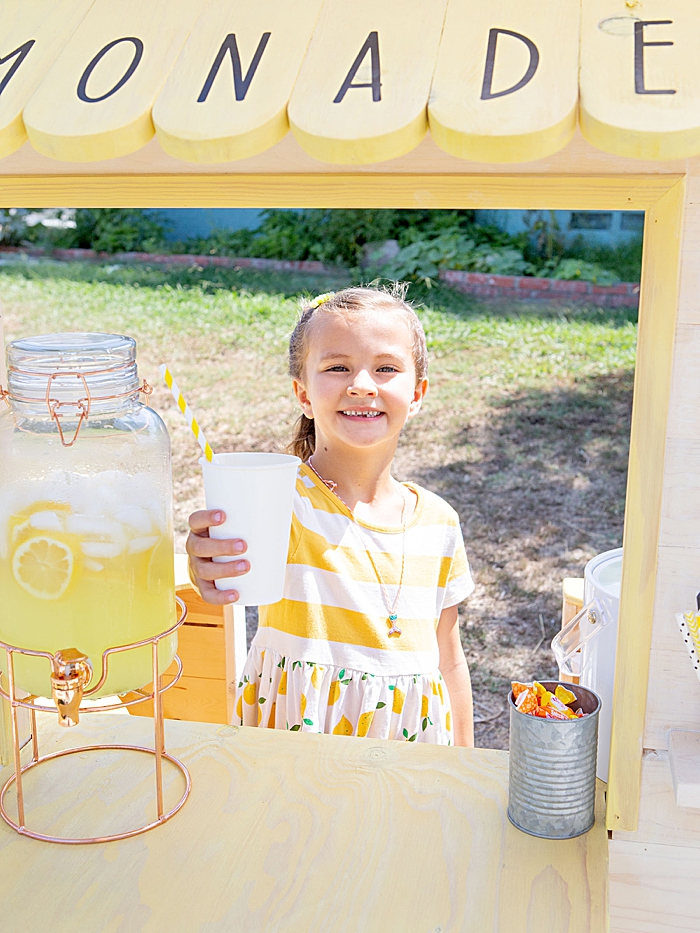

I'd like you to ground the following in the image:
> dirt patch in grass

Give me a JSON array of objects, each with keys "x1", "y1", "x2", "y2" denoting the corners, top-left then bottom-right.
[
  {"x1": 1, "y1": 263, "x2": 634, "y2": 748},
  {"x1": 398, "y1": 370, "x2": 632, "y2": 747}
]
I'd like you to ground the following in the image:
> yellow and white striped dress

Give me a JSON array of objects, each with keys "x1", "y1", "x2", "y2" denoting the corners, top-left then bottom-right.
[{"x1": 235, "y1": 463, "x2": 474, "y2": 744}]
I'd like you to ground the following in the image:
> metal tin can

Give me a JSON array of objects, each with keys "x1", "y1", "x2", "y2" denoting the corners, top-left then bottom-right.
[{"x1": 507, "y1": 681, "x2": 601, "y2": 839}]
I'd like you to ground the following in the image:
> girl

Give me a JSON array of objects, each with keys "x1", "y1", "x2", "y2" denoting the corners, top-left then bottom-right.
[{"x1": 187, "y1": 286, "x2": 475, "y2": 746}]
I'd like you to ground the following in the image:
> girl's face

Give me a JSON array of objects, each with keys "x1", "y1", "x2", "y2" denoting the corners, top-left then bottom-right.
[{"x1": 292, "y1": 309, "x2": 428, "y2": 455}]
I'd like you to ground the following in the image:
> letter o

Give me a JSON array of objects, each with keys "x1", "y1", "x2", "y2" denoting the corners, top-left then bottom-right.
[{"x1": 77, "y1": 36, "x2": 144, "y2": 103}]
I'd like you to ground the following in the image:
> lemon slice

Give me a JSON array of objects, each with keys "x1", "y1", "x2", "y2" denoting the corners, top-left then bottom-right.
[{"x1": 12, "y1": 535, "x2": 74, "y2": 600}]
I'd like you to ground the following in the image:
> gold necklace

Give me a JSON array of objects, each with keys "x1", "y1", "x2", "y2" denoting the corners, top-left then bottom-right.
[{"x1": 307, "y1": 458, "x2": 407, "y2": 638}]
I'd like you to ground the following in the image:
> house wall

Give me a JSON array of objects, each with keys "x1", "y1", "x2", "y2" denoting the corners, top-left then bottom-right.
[{"x1": 473, "y1": 208, "x2": 644, "y2": 247}]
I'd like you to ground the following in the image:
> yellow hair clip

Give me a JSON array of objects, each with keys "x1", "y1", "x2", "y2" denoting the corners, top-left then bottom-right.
[{"x1": 307, "y1": 292, "x2": 334, "y2": 310}]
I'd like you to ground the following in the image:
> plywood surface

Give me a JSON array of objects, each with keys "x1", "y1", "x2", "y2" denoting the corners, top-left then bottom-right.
[
  {"x1": 0, "y1": 713, "x2": 608, "y2": 933},
  {"x1": 613, "y1": 751, "x2": 700, "y2": 848},
  {"x1": 609, "y1": 839, "x2": 700, "y2": 933},
  {"x1": 644, "y1": 544, "x2": 700, "y2": 752}
]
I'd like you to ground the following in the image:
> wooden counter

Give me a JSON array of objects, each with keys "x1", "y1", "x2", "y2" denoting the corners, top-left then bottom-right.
[{"x1": 0, "y1": 713, "x2": 607, "y2": 932}]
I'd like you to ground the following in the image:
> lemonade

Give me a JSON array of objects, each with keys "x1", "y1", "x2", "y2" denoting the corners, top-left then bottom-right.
[{"x1": 0, "y1": 470, "x2": 176, "y2": 697}]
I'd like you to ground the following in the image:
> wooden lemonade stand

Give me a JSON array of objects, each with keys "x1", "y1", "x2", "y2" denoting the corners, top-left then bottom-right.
[{"x1": 1, "y1": 0, "x2": 700, "y2": 928}]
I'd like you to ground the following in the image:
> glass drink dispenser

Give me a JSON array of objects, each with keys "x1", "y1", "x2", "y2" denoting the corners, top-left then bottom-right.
[{"x1": 0, "y1": 333, "x2": 176, "y2": 698}]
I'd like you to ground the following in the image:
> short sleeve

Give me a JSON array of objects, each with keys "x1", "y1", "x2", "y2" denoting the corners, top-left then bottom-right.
[{"x1": 442, "y1": 520, "x2": 475, "y2": 609}]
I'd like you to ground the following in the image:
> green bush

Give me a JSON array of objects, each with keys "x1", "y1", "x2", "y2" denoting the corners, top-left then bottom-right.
[
  {"x1": 542, "y1": 257, "x2": 621, "y2": 285},
  {"x1": 30, "y1": 207, "x2": 640, "y2": 284},
  {"x1": 562, "y1": 236, "x2": 642, "y2": 283},
  {"x1": 52, "y1": 209, "x2": 170, "y2": 254},
  {"x1": 175, "y1": 208, "x2": 483, "y2": 268},
  {"x1": 381, "y1": 232, "x2": 533, "y2": 284}
]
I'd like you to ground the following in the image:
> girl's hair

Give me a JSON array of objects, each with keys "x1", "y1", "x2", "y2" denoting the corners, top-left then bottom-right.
[{"x1": 287, "y1": 284, "x2": 428, "y2": 461}]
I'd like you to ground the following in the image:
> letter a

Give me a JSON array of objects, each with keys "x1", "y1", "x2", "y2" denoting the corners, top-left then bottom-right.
[
  {"x1": 480, "y1": 28, "x2": 539, "y2": 100},
  {"x1": 333, "y1": 31, "x2": 381, "y2": 103}
]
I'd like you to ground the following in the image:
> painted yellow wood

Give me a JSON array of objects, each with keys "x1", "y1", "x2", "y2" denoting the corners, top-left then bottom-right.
[
  {"x1": 22, "y1": 0, "x2": 204, "y2": 163},
  {"x1": 153, "y1": 0, "x2": 324, "y2": 164},
  {"x1": 0, "y1": 124, "x2": 691, "y2": 175},
  {"x1": 0, "y1": 171, "x2": 680, "y2": 209},
  {"x1": 429, "y1": 0, "x2": 579, "y2": 164},
  {"x1": 0, "y1": 0, "x2": 95, "y2": 160},
  {"x1": 0, "y1": 713, "x2": 608, "y2": 931},
  {"x1": 580, "y1": 1, "x2": 700, "y2": 160},
  {"x1": 609, "y1": 839, "x2": 700, "y2": 933},
  {"x1": 288, "y1": 0, "x2": 448, "y2": 165},
  {"x1": 606, "y1": 177, "x2": 686, "y2": 832}
]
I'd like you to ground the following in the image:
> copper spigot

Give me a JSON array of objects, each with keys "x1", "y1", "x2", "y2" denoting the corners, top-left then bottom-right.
[{"x1": 50, "y1": 649, "x2": 93, "y2": 727}]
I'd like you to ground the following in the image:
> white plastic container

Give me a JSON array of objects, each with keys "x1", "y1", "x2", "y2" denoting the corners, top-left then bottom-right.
[
  {"x1": 200, "y1": 452, "x2": 300, "y2": 606},
  {"x1": 552, "y1": 547, "x2": 622, "y2": 782}
]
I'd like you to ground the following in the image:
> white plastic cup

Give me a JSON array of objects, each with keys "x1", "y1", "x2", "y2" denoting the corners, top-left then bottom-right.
[{"x1": 200, "y1": 452, "x2": 300, "y2": 605}]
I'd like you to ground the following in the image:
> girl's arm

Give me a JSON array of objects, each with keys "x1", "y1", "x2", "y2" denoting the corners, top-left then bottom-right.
[{"x1": 437, "y1": 605, "x2": 474, "y2": 748}]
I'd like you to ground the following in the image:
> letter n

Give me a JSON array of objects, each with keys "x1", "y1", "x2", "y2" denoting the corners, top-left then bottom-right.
[
  {"x1": 198, "y1": 32, "x2": 271, "y2": 103},
  {"x1": 0, "y1": 39, "x2": 35, "y2": 97}
]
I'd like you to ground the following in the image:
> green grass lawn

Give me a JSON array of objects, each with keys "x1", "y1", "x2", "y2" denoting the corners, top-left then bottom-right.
[{"x1": 1, "y1": 259, "x2": 637, "y2": 747}]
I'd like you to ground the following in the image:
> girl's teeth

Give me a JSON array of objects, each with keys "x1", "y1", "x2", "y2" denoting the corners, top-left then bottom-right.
[{"x1": 343, "y1": 410, "x2": 380, "y2": 417}]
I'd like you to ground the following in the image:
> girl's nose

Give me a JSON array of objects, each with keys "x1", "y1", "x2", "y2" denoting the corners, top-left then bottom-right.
[{"x1": 347, "y1": 370, "x2": 378, "y2": 396}]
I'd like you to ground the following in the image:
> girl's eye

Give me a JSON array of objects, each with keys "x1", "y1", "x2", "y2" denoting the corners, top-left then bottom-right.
[
  {"x1": 324, "y1": 365, "x2": 348, "y2": 372},
  {"x1": 377, "y1": 365, "x2": 398, "y2": 373}
]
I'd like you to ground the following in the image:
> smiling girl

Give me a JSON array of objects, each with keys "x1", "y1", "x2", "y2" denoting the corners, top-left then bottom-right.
[{"x1": 187, "y1": 286, "x2": 475, "y2": 745}]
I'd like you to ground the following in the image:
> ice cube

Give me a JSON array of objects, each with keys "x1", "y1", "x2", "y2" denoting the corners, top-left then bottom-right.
[
  {"x1": 84, "y1": 559, "x2": 105, "y2": 572},
  {"x1": 128, "y1": 535, "x2": 159, "y2": 554},
  {"x1": 114, "y1": 505, "x2": 154, "y2": 536},
  {"x1": 29, "y1": 511, "x2": 65, "y2": 533},
  {"x1": 66, "y1": 515, "x2": 124, "y2": 541}
]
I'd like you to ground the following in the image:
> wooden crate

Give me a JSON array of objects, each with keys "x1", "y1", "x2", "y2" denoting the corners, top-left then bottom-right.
[{"x1": 125, "y1": 583, "x2": 229, "y2": 725}]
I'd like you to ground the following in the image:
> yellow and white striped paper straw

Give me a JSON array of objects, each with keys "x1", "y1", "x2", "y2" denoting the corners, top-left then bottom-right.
[{"x1": 159, "y1": 364, "x2": 214, "y2": 462}]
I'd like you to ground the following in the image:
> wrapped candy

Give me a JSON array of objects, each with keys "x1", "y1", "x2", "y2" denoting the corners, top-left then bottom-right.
[{"x1": 511, "y1": 680, "x2": 587, "y2": 720}]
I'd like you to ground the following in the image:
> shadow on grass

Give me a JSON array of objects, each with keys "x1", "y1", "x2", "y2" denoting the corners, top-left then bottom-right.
[
  {"x1": 407, "y1": 369, "x2": 634, "y2": 745},
  {"x1": 0, "y1": 258, "x2": 639, "y2": 327}
]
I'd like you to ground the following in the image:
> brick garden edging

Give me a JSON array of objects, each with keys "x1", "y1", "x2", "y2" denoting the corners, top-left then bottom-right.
[
  {"x1": 0, "y1": 246, "x2": 640, "y2": 306},
  {"x1": 439, "y1": 269, "x2": 640, "y2": 308},
  {"x1": 0, "y1": 245, "x2": 328, "y2": 275}
]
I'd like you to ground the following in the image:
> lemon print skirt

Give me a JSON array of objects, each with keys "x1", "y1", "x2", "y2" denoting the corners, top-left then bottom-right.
[{"x1": 234, "y1": 645, "x2": 453, "y2": 744}]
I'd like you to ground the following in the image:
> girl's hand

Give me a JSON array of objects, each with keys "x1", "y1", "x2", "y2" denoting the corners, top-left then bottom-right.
[{"x1": 186, "y1": 510, "x2": 248, "y2": 605}]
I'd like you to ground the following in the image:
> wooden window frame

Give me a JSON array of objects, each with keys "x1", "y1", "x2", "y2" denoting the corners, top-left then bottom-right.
[{"x1": 0, "y1": 171, "x2": 684, "y2": 831}]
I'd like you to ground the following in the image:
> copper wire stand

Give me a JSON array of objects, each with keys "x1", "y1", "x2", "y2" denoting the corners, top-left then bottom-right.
[{"x1": 0, "y1": 595, "x2": 191, "y2": 844}]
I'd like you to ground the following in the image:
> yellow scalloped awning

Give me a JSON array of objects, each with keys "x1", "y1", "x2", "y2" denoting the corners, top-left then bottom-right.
[{"x1": 2, "y1": 0, "x2": 700, "y2": 166}]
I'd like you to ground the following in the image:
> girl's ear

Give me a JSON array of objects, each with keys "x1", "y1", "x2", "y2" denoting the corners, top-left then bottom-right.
[
  {"x1": 292, "y1": 378, "x2": 314, "y2": 418},
  {"x1": 407, "y1": 377, "x2": 429, "y2": 420}
]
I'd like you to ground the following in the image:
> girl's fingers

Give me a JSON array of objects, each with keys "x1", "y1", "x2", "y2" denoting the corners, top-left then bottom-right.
[
  {"x1": 188, "y1": 509, "x2": 225, "y2": 535},
  {"x1": 196, "y1": 579, "x2": 240, "y2": 605},
  {"x1": 186, "y1": 532, "x2": 246, "y2": 559},
  {"x1": 189, "y1": 554, "x2": 249, "y2": 582}
]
